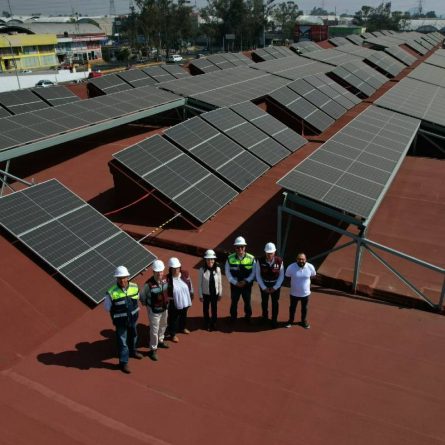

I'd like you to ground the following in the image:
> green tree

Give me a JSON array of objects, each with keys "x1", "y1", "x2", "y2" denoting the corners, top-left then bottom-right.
[
  {"x1": 272, "y1": 1, "x2": 300, "y2": 41},
  {"x1": 310, "y1": 6, "x2": 328, "y2": 15}
]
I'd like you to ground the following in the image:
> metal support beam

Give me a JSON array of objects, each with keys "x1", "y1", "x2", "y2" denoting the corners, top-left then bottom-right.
[
  {"x1": 365, "y1": 245, "x2": 436, "y2": 308},
  {"x1": 0, "y1": 160, "x2": 11, "y2": 197},
  {"x1": 309, "y1": 240, "x2": 356, "y2": 263},
  {"x1": 352, "y1": 231, "x2": 364, "y2": 293},
  {"x1": 439, "y1": 277, "x2": 445, "y2": 310},
  {"x1": 418, "y1": 132, "x2": 445, "y2": 155}
]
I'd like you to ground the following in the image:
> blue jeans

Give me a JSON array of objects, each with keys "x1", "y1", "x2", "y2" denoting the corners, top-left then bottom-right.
[{"x1": 115, "y1": 320, "x2": 138, "y2": 364}]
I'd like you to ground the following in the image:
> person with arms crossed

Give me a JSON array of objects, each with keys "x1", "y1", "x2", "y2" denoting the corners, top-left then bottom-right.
[
  {"x1": 225, "y1": 236, "x2": 256, "y2": 323},
  {"x1": 104, "y1": 266, "x2": 143, "y2": 374},
  {"x1": 285, "y1": 253, "x2": 316, "y2": 329},
  {"x1": 255, "y1": 242, "x2": 284, "y2": 329},
  {"x1": 140, "y1": 260, "x2": 170, "y2": 362}
]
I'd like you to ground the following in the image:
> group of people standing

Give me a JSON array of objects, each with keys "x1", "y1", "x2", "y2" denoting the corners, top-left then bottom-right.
[{"x1": 104, "y1": 236, "x2": 316, "y2": 374}]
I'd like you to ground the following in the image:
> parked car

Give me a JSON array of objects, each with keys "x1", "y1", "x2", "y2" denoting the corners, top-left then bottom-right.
[
  {"x1": 167, "y1": 54, "x2": 183, "y2": 63},
  {"x1": 35, "y1": 79, "x2": 55, "y2": 87}
]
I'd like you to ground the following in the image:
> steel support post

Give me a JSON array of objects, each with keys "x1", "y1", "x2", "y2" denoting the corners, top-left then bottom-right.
[
  {"x1": 352, "y1": 234, "x2": 364, "y2": 294},
  {"x1": 438, "y1": 276, "x2": 445, "y2": 310},
  {"x1": 0, "y1": 159, "x2": 11, "y2": 197}
]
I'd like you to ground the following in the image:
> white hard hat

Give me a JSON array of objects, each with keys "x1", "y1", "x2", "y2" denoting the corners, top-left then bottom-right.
[
  {"x1": 168, "y1": 257, "x2": 181, "y2": 268},
  {"x1": 114, "y1": 265, "x2": 130, "y2": 278},
  {"x1": 152, "y1": 259, "x2": 165, "y2": 272},
  {"x1": 203, "y1": 249, "x2": 217, "y2": 259},
  {"x1": 234, "y1": 236, "x2": 247, "y2": 246},
  {"x1": 264, "y1": 242, "x2": 276, "y2": 253}
]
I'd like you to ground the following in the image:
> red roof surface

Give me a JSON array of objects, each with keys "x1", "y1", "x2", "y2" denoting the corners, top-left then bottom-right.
[{"x1": 1, "y1": 40, "x2": 444, "y2": 444}]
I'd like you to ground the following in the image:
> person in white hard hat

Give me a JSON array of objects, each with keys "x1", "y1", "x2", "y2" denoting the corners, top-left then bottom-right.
[
  {"x1": 104, "y1": 266, "x2": 143, "y2": 374},
  {"x1": 198, "y1": 249, "x2": 223, "y2": 331},
  {"x1": 140, "y1": 260, "x2": 170, "y2": 361},
  {"x1": 255, "y1": 242, "x2": 284, "y2": 328},
  {"x1": 225, "y1": 236, "x2": 256, "y2": 322},
  {"x1": 285, "y1": 252, "x2": 316, "y2": 329},
  {"x1": 166, "y1": 257, "x2": 194, "y2": 342}
]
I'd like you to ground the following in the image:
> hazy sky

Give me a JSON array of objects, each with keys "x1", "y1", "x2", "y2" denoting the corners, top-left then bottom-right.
[{"x1": 1, "y1": 0, "x2": 444, "y2": 17}]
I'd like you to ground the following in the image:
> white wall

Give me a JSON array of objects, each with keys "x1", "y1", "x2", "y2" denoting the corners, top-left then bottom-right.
[{"x1": 0, "y1": 70, "x2": 90, "y2": 92}]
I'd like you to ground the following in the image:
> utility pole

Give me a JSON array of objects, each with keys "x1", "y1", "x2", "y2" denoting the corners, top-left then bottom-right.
[
  {"x1": 417, "y1": 0, "x2": 423, "y2": 16},
  {"x1": 109, "y1": 0, "x2": 116, "y2": 16}
]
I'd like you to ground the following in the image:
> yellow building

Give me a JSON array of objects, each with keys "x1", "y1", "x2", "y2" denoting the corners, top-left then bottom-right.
[{"x1": 0, "y1": 33, "x2": 58, "y2": 72}]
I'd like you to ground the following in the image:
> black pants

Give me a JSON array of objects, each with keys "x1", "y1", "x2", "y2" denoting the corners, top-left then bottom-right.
[
  {"x1": 203, "y1": 294, "x2": 218, "y2": 326},
  {"x1": 288, "y1": 295, "x2": 309, "y2": 323},
  {"x1": 230, "y1": 284, "x2": 252, "y2": 319},
  {"x1": 260, "y1": 288, "x2": 280, "y2": 323},
  {"x1": 167, "y1": 302, "x2": 189, "y2": 337}
]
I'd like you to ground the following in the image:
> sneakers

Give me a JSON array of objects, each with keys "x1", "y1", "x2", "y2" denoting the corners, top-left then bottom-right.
[
  {"x1": 301, "y1": 321, "x2": 311, "y2": 329},
  {"x1": 131, "y1": 351, "x2": 143, "y2": 360},
  {"x1": 148, "y1": 350, "x2": 158, "y2": 361},
  {"x1": 157, "y1": 342, "x2": 169, "y2": 349},
  {"x1": 120, "y1": 363, "x2": 131, "y2": 374},
  {"x1": 171, "y1": 335, "x2": 179, "y2": 343},
  {"x1": 182, "y1": 328, "x2": 191, "y2": 334},
  {"x1": 285, "y1": 321, "x2": 293, "y2": 328}
]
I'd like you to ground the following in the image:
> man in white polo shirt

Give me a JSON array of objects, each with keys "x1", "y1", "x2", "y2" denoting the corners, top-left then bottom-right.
[{"x1": 285, "y1": 252, "x2": 316, "y2": 329}]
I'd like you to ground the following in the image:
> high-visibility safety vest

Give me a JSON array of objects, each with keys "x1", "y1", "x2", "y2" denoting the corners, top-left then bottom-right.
[
  {"x1": 227, "y1": 253, "x2": 255, "y2": 281},
  {"x1": 108, "y1": 282, "x2": 140, "y2": 325}
]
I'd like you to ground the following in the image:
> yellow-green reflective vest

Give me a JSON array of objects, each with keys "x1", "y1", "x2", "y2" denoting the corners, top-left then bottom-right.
[
  {"x1": 228, "y1": 253, "x2": 255, "y2": 281},
  {"x1": 108, "y1": 282, "x2": 139, "y2": 325}
]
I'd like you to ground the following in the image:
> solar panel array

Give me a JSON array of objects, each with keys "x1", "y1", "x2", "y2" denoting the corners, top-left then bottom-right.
[
  {"x1": 384, "y1": 46, "x2": 417, "y2": 66},
  {"x1": 333, "y1": 44, "x2": 374, "y2": 58},
  {"x1": 252, "y1": 46, "x2": 295, "y2": 61},
  {"x1": 268, "y1": 85, "x2": 335, "y2": 133},
  {"x1": 277, "y1": 106, "x2": 420, "y2": 220},
  {"x1": 408, "y1": 63, "x2": 445, "y2": 88},
  {"x1": 0, "y1": 179, "x2": 155, "y2": 304},
  {"x1": 331, "y1": 60, "x2": 387, "y2": 97},
  {"x1": 161, "y1": 66, "x2": 289, "y2": 107},
  {"x1": 302, "y1": 48, "x2": 361, "y2": 66},
  {"x1": 0, "y1": 89, "x2": 49, "y2": 115},
  {"x1": 164, "y1": 116, "x2": 269, "y2": 190},
  {"x1": 290, "y1": 41, "x2": 322, "y2": 54},
  {"x1": 201, "y1": 107, "x2": 290, "y2": 166},
  {"x1": 287, "y1": 78, "x2": 348, "y2": 120},
  {"x1": 88, "y1": 73, "x2": 134, "y2": 94},
  {"x1": 189, "y1": 53, "x2": 253, "y2": 74},
  {"x1": 365, "y1": 51, "x2": 405, "y2": 77},
  {"x1": 345, "y1": 34, "x2": 363, "y2": 45},
  {"x1": 32, "y1": 85, "x2": 80, "y2": 106},
  {"x1": 0, "y1": 86, "x2": 182, "y2": 154},
  {"x1": 375, "y1": 77, "x2": 445, "y2": 128},
  {"x1": 113, "y1": 135, "x2": 237, "y2": 223},
  {"x1": 230, "y1": 101, "x2": 307, "y2": 152},
  {"x1": 251, "y1": 56, "x2": 333, "y2": 81}
]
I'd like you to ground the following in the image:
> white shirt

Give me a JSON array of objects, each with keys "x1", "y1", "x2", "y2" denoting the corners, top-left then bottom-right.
[
  {"x1": 255, "y1": 260, "x2": 284, "y2": 291},
  {"x1": 285, "y1": 262, "x2": 316, "y2": 297},
  {"x1": 172, "y1": 276, "x2": 192, "y2": 309}
]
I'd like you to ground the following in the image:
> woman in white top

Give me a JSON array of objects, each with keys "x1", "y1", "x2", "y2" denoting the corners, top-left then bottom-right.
[
  {"x1": 198, "y1": 249, "x2": 223, "y2": 331},
  {"x1": 166, "y1": 257, "x2": 193, "y2": 343}
]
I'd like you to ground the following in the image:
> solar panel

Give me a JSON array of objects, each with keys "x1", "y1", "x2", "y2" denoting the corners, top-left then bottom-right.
[
  {"x1": 303, "y1": 73, "x2": 361, "y2": 109},
  {"x1": 206, "y1": 53, "x2": 237, "y2": 70},
  {"x1": 404, "y1": 40, "x2": 428, "y2": 55},
  {"x1": 287, "y1": 78, "x2": 347, "y2": 119},
  {"x1": 31, "y1": 85, "x2": 80, "y2": 106},
  {"x1": 188, "y1": 58, "x2": 221, "y2": 74},
  {"x1": 201, "y1": 108, "x2": 290, "y2": 166},
  {"x1": 142, "y1": 66, "x2": 176, "y2": 83},
  {"x1": 88, "y1": 73, "x2": 134, "y2": 94},
  {"x1": 0, "y1": 179, "x2": 155, "y2": 303},
  {"x1": 0, "y1": 86, "x2": 182, "y2": 154},
  {"x1": 117, "y1": 69, "x2": 156, "y2": 87},
  {"x1": 365, "y1": 52, "x2": 405, "y2": 77},
  {"x1": 277, "y1": 106, "x2": 420, "y2": 220},
  {"x1": 384, "y1": 46, "x2": 417, "y2": 66},
  {"x1": 0, "y1": 89, "x2": 50, "y2": 115},
  {"x1": 302, "y1": 49, "x2": 360, "y2": 66},
  {"x1": 160, "y1": 63, "x2": 190, "y2": 78},
  {"x1": 345, "y1": 34, "x2": 363, "y2": 45},
  {"x1": 333, "y1": 43, "x2": 373, "y2": 58},
  {"x1": 424, "y1": 53, "x2": 445, "y2": 69},
  {"x1": 329, "y1": 37, "x2": 350, "y2": 47},
  {"x1": 268, "y1": 86, "x2": 335, "y2": 133},
  {"x1": 0, "y1": 106, "x2": 12, "y2": 118},
  {"x1": 290, "y1": 41, "x2": 322, "y2": 54},
  {"x1": 341, "y1": 60, "x2": 388, "y2": 89},
  {"x1": 113, "y1": 135, "x2": 237, "y2": 222},
  {"x1": 252, "y1": 48, "x2": 276, "y2": 61},
  {"x1": 375, "y1": 77, "x2": 445, "y2": 128},
  {"x1": 164, "y1": 116, "x2": 269, "y2": 190},
  {"x1": 408, "y1": 63, "x2": 445, "y2": 88},
  {"x1": 331, "y1": 66, "x2": 375, "y2": 97}
]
